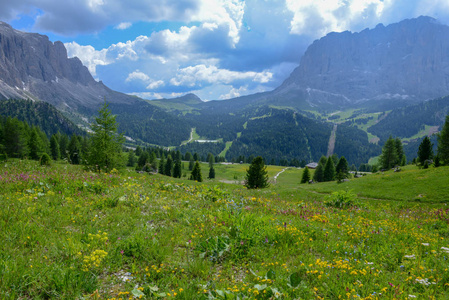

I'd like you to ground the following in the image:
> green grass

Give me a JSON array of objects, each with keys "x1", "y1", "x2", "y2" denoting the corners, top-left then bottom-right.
[
  {"x1": 1, "y1": 160, "x2": 449, "y2": 299},
  {"x1": 218, "y1": 141, "x2": 233, "y2": 158}
]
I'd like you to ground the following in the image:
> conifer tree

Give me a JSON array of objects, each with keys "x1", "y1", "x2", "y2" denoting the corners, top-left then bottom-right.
[
  {"x1": 244, "y1": 156, "x2": 269, "y2": 189},
  {"x1": 208, "y1": 166, "x2": 215, "y2": 179},
  {"x1": 437, "y1": 114, "x2": 449, "y2": 165},
  {"x1": 395, "y1": 138, "x2": 406, "y2": 166},
  {"x1": 190, "y1": 161, "x2": 203, "y2": 182},
  {"x1": 165, "y1": 155, "x2": 173, "y2": 177},
  {"x1": 137, "y1": 151, "x2": 148, "y2": 170},
  {"x1": 323, "y1": 156, "x2": 336, "y2": 182},
  {"x1": 68, "y1": 135, "x2": 82, "y2": 165},
  {"x1": 127, "y1": 150, "x2": 136, "y2": 167},
  {"x1": 418, "y1": 136, "x2": 434, "y2": 165},
  {"x1": 379, "y1": 136, "x2": 398, "y2": 170},
  {"x1": 59, "y1": 134, "x2": 69, "y2": 159},
  {"x1": 173, "y1": 158, "x2": 182, "y2": 178},
  {"x1": 50, "y1": 134, "x2": 60, "y2": 160},
  {"x1": 159, "y1": 154, "x2": 165, "y2": 174},
  {"x1": 313, "y1": 156, "x2": 327, "y2": 182},
  {"x1": 28, "y1": 127, "x2": 45, "y2": 160},
  {"x1": 336, "y1": 156, "x2": 349, "y2": 179},
  {"x1": 300, "y1": 166, "x2": 310, "y2": 184},
  {"x1": 88, "y1": 101, "x2": 125, "y2": 172},
  {"x1": 188, "y1": 158, "x2": 194, "y2": 171}
]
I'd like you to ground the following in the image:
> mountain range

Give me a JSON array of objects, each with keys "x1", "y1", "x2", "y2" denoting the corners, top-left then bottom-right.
[{"x1": 1, "y1": 17, "x2": 449, "y2": 166}]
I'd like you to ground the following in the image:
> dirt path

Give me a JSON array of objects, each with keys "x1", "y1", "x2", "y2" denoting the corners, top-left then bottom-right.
[
  {"x1": 181, "y1": 128, "x2": 194, "y2": 146},
  {"x1": 327, "y1": 124, "x2": 338, "y2": 157},
  {"x1": 274, "y1": 167, "x2": 289, "y2": 183}
]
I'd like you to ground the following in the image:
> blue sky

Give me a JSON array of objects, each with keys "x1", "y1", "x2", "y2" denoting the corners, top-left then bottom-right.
[{"x1": 3, "y1": 0, "x2": 449, "y2": 101}]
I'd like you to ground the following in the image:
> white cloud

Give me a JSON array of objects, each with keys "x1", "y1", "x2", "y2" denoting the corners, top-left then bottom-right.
[
  {"x1": 146, "y1": 80, "x2": 165, "y2": 90},
  {"x1": 170, "y1": 64, "x2": 273, "y2": 87},
  {"x1": 125, "y1": 70, "x2": 150, "y2": 83},
  {"x1": 219, "y1": 85, "x2": 247, "y2": 100},
  {"x1": 115, "y1": 22, "x2": 132, "y2": 30},
  {"x1": 64, "y1": 42, "x2": 110, "y2": 76}
]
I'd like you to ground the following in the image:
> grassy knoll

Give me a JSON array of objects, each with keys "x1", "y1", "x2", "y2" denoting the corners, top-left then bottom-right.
[{"x1": 1, "y1": 160, "x2": 449, "y2": 299}]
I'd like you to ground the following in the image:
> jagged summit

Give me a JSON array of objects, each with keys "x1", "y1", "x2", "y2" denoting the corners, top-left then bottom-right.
[
  {"x1": 0, "y1": 21, "x2": 138, "y2": 113},
  {"x1": 274, "y1": 16, "x2": 449, "y2": 108}
]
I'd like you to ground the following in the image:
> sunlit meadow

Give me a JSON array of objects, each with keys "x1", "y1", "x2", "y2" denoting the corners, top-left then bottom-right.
[{"x1": 1, "y1": 160, "x2": 448, "y2": 299}]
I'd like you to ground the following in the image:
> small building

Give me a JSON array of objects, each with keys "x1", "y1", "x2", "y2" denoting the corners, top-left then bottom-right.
[{"x1": 306, "y1": 162, "x2": 318, "y2": 169}]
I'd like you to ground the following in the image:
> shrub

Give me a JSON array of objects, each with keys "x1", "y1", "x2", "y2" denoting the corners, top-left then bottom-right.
[
  {"x1": 325, "y1": 190, "x2": 359, "y2": 208},
  {"x1": 39, "y1": 153, "x2": 51, "y2": 166}
]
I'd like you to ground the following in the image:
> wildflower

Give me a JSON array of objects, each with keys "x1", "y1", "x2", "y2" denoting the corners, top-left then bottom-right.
[
  {"x1": 404, "y1": 255, "x2": 416, "y2": 259},
  {"x1": 421, "y1": 243, "x2": 429, "y2": 246}
]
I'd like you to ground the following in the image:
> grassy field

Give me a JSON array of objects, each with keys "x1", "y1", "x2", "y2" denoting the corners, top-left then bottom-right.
[{"x1": 1, "y1": 160, "x2": 449, "y2": 299}]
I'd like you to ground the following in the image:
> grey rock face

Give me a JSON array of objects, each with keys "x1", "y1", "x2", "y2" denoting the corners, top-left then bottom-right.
[
  {"x1": 277, "y1": 16, "x2": 449, "y2": 107},
  {"x1": 0, "y1": 21, "x2": 136, "y2": 112}
]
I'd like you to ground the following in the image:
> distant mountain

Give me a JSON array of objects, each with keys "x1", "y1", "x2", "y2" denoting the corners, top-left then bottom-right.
[
  {"x1": 276, "y1": 16, "x2": 449, "y2": 109},
  {"x1": 0, "y1": 21, "x2": 139, "y2": 113}
]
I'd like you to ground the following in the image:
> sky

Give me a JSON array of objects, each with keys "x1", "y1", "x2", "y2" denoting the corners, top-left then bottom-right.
[{"x1": 2, "y1": 0, "x2": 449, "y2": 101}]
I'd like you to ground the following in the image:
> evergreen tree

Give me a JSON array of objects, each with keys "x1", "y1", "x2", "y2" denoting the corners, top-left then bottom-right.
[
  {"x1": 336, "y1": 156, "x2": 349, "y2": 178},
  {"x1": 88, "y1": 101, "x2": 125, "y2": 172},
  {"x1": 313, "y1": 156, "x2": 327, "y2": 182},
  {"x1": 4, "y1": 118, "x2": 28, "y2": 158},
  {"x1": 434, "y1": 155, "x2": 441, "y2": 167},
  {"x1": 28, "y1": 127, "x2": 44, "y2": 160},
  {"x1": 137, "y1": 151, "x2": 149, "y2": 170},
  {"x1": 50, "y1": 134, "x2": 60, "y2": 160},
  {"x1": 190, "y1": 161, "x2": 203, "y2": 182},
  {"x1": 379, "y1": 136, "x2": 398, "y2": 170},
  {"x1": 300, "y1": 166, "x2": 310, "y2": 184},
  {"x1": 417, "y1": 136, "x2": 434, "y2": 165},
  {"x1": 135, "y1": 146, "x2": 143, "y2": 156},
  {"x1": 159, "y1": 154, "x2": 166, "y2": 174},
  {"x1": 184, "y1": 152, "x2": 192, "y2": 161},
  {"x1": 208, "y1": 166, "x2": 215, "y2": 179},
  {"x1": 323, "y1": 156, "x2": 336, "y2": 182},
  {"x1": 164, "y1": 155, "x2": 173, "y2": 177},
  {"x1": 127, "y1": 150, "x2": 136, "y2": 167},
  {"x1": 173, "y1": 158, "x2": 182, "y2": 178},
  {"x1": 244, "y1": 156, "x2": 269, "y2": 189},
  {"x1": 188, "y1": 158, "x2": 194, "y2": 171},
  {"x1": 59, "y1": 134, "x2": 69, "y2": 159},
  {"x1": 437, "y1": 114, "x2": 449, "y2": 165},
  {"x1": 395, "y1": 138, "x2": 406, "y2": 166},
  {"x1": 68, "y1": 135, "x2": 82, "y2": 165}
]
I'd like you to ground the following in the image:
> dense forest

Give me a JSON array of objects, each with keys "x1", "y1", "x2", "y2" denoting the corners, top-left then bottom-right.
[
  {"x1": 0, "y1": 99, "x2": 83, "y2": 137},
  {"x1": 225, "y1": 109, "x2": 331, "y2": 164},
  {"x1": 334, "y1": 124, "x2": 381, "y2": 166},
  {"x1": 108, "y1": 102, "x2": 191, "y2": 146},
  {"x1": 368, "y1": 96, "x2": 449, "y2": 143},
  {"x1": 177, "y1": 141, "x2": 226, "y2": 159}
]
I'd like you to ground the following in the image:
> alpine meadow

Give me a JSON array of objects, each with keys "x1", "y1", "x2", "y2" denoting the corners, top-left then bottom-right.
[{"x1": 1, "y1": 3, "x2": 449, "y2": 300}]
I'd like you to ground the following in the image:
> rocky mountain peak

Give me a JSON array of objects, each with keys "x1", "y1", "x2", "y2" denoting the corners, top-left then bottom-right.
[{"x1": 277, "y1": 16, "x2": 449, "y2": 107}]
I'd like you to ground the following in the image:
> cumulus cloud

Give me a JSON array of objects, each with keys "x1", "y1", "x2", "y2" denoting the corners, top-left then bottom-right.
[
  {"x1": 170, "y1": 64, "x2": 272, "y2": 87},
  {"x1": 125, "y1": 70, "x2": 150, "y2": 83}
]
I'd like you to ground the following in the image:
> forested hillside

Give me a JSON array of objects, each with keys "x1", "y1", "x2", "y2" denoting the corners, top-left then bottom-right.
[
  {"x1": 368, "y1": 96, "x2": 449, "y2": 143},
  {"x1": 108, "y1": 102, "x2": 191, "y2": 146},
  {"x1": 0, "y1": 99, "x2": 83, "y2": 137}
]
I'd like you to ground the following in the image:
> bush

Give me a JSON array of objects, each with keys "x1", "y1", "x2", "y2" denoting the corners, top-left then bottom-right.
[
  {"x1": 39, "y1": 153, "x2": 51, "y2": 166},
  {"x1": 325, "y1": 190, "x2": 359, "y2": 209}
]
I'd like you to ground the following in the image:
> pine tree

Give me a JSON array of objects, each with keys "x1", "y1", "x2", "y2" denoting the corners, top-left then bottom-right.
[
  {"x1": 88, "y1": 101, "x2": 125, "y2": 172},
  {"x1": 173, "y1": 159, "x2": 182, "y2": 178},
  {"x1": 159, "y1": 154, "x2": 165, "y2": 175},
  {"x1": 59, "y1": 134, "x2": 69, "y2": 159},
  {"x1": 164, "y1": 155, "x2": 173, "y2": 177},
  {"x1": 323, "y1": 156, "x2": 336, "y2": 182},
  {"x1": 395, "y1": 138, "x2": 406, "y2": 166},
  {"x1": 127, "y1": 151, "x2": 136, "y2": 167},
  {"x1": 208, "y1": 166, "x2": 215, "y2": 179},
  {"x1": 417, "y1": 136, "x2": 434, "y2": 165},
  {"x1": 437, "y1": 114, "x2": 449, "y2": 165},
  {"x1": 190, "y1": 161, "x2": 203, "y2": 182},
  {"x1": 335, "y1": 156, "x2": 349, "y2": 178},
  {"x1": 244, "y1": 156, "x2": 269, "y2": 189},
  {"x1": 4, "y1": 118, "x2": 28, "y2": 158},
  {"x1": 313, "y1": 156, "x2": 327, "y2": 182},
  {"x1": 379, "y1": 136, "x2": 398, "y2": 170},
  {"x1": 300, "y1": 166, "x2": 310, "y2": 184},
  {"x1": 50, "y1": 134, "x2": 60, "y2": 160},
  {"x1": 137, "y1": 151, "x2": 148, "y2": 170},
  {"x1": 28, "y1": 127, "x2": 44, "y2": 160},
  {"x1": 68, "y1": 135, "x2": 82, "y2": 165},
  {"x1": 188, "y1": 158, "x2": 194, "y2": 171}
]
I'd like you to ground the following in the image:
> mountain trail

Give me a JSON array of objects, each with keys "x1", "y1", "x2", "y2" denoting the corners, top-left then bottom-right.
[{"x1": 274, "y1": 167, "x2": 290, "y2": 183}]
